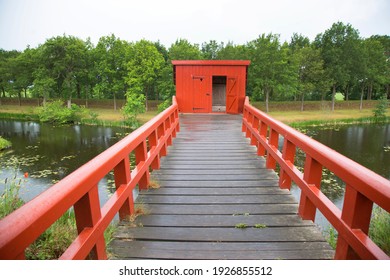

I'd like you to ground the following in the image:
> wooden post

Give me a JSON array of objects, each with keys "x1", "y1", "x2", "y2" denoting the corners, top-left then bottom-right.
[
  {"x1": 158, "y1": 122, "x2": 167, "y2": 157},
  {"x1": 149, "y1": 130, "x2": 160, "y2": 170},
  {"x1": 114, "y1": 157, "x2": 134, "y2": 219},
  {"x1": 266, "y1": 129, "x2": 279, "y2": 169},
  {"x1": 257, "y1": 121, "x2": 267, "y2": 156},
  {"x1": 335, "y1": 185, "x2": 373, "y2": 259},
  {"x1": 279, "y1": 138, "x2": 296, "y2": 189},
  {"x1": 135, "y1": 140, "x2": 150, "y2": 190},
  {"x1": 298, "y1": 156, "x2": 322, "y2": 221},
  {"x1": 250, "y1": 116, "x2": 259, "y2": 146},
  {"x1": 74, "y1": 186, "x2": 106, "y2": 259}
]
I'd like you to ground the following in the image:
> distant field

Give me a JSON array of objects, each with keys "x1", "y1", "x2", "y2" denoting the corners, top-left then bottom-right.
[{"x1": 0, "y1": 98, "x2": 388, "y2": 125}]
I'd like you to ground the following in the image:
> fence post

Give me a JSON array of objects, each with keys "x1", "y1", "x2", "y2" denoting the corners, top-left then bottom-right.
[
  {"x1": 279, "y1": 138, "x2": 296, "y2": 189},
  {"x1": 149, "y1": 129, "x2": 160, "y2": 170},
  {"x1": 135, "y1": 140, "x2": 150, "y2": 190},
  {"x1": 114, "y1": 157, "x2": 134, "y2": 219},
  {"x1": 335, "y1": 185, "x2": 373, "y2": 259},
  {"x1": 266, "y1": 129, "x2": 279, "y2": 169},
  {"x1": 73, "y1": 186, "x2": 106, "y2": 259},
  {"x1": 298, "y1": 156, "x2": 322, "y2": 221}
]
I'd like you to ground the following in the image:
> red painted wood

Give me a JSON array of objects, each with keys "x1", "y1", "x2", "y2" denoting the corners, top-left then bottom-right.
[
  {"x1": 0, "y1": 97, "x2": 179, "y2": 260},
  {"x1": 279, "y1": 139, "x2": 296, "y2": 190},
  {"x1": 172, "y1": 60, "x2": 250, "y2": 114},
  {"x1": 242, "y1": 96, "x2": 390, "y2": 260}
]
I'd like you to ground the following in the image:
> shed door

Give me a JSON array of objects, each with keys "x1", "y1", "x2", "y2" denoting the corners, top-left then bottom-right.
[
  {"x1": 192, "y1": 76, "x2": 209, "y2": 113},
  {"x1": 226, "y1": 77, "x2": 238, "y2": 114}
]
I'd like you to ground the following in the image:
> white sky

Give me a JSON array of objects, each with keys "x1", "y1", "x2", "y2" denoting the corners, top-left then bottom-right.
[{"x1": 0, "y1": 0, "x2": 389, "y2": 51}]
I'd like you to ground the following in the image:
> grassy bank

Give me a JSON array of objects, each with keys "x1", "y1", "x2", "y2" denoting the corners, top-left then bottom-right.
[
  {"x1": 2, "y1": 100, "x2": 389, "y2": 127},
  {"x1": 0, "y1": 105, "x2": 159, "y2": 127}
]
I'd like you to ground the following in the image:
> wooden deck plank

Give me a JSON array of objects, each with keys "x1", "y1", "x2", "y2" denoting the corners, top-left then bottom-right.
[
  {"x1": 110, "y1": 241, "x2": 334, "y2": 260},
  {"x1": 137, "y1": 194, "x2": 296, "y2": 204},
  {"x1": 141, "y1": 187, "x2": 289, "y2": 195},
  {"x1": 129, "y1": 214, "x2": 315, "y2": 227},
  {"x1": 109, "y1": 114, "x2": 334, "y2": 260}
]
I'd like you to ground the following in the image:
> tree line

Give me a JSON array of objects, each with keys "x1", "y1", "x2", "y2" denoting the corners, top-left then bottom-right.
[{"x1": 0, "y1": 21, "x2": 389, "y2": 112}]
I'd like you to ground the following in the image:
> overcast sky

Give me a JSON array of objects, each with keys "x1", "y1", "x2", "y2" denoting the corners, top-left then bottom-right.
[{"x1": 0, "y1": 0, "x2": 389, "y2": 51}]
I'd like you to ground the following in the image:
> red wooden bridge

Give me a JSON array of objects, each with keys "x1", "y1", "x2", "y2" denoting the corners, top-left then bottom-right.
[{"x1": 0, "y1": 97, "x2": 389, "y2": 260}]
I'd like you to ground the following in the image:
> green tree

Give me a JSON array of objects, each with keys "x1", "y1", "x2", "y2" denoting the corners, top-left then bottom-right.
[
  {"x1": 290, "y1": 43, "x2": 326, "y2": 110},
  {"x1": 126, "y1": 39, "x2": 165, "y2": 111},
  {"x1": 201, "y1": 40, "x2": 223, "y2": 59},
  {"x1": 168, "y1": 39, "x2": 203, "y2": 60},
  {"x1": 314, "y1": 22, "x2": 361, "y2": 110},
  {"x1": 93, "y1": 34, "x2": 131, "y2": 110},
  {"x1": 247, "y1": 34, "x2": 296, "y2": 112}
]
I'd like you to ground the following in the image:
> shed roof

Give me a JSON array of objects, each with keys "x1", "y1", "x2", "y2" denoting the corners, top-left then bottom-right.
[{"x1": 172, "y1": 60, "x2": 251, "y2": 66}]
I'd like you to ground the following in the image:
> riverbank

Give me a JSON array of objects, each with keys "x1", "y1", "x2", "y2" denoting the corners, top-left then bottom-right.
[{"x1": 0, "y1": 100, "x2": 389, "y2": 128}]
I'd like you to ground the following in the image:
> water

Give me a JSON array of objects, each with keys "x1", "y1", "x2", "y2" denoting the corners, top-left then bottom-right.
[{"x1": 0, "y1": 120, "x2": 132, "y2": 205}]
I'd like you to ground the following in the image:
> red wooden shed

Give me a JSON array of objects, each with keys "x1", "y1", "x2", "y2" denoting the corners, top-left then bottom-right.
[{"x1": 172, "y1": 60, "x2": 250, "y2": 114}]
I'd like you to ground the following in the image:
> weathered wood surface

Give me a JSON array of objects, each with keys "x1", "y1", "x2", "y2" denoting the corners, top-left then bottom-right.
[{"x1": 110, "y1": 114, "x2": 334, "y2": 260}]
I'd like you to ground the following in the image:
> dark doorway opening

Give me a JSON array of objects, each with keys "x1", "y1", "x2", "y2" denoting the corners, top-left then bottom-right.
[{"x1": 212, "y1": 76, "x2": 227, "y2": 112}]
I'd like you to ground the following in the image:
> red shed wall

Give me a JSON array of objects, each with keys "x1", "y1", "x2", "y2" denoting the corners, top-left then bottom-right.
[{"x1": 174, "y1": 62, "x2": 249, "y2": 114}]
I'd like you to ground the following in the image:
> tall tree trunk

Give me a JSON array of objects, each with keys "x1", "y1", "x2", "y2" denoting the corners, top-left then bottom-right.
[
  {"x1": 359, "y1": 84, "x2": 365, "y2": 111},
  {"x1": 300, "y1": 92, "x2": 305, "y2": 111},
  {"x1": 331, "y1": 84, "x2": 336, "y2": 111},
  {"x1": 67, "y1": 97, "x2": 72, "y2": 109},
  {"x1": 345, "y1": 84, "x2": 349, "y2": 101},
  {"x1": 24, "y1": 88, "x2": 27, "y2": 98},
  {"x1": 145, "y1": 88, "x2": 149, "y2": 112},
  {"x1": 265, "y1": 88, "x2": 269, "y2": 113},
  {"x1": 18, "y1": 91, "x2": 22, "y2": 106},
  {"x1": 76, "y1": 83, "x2": 81, "y2": 99},
  {"x1": 367, "y1": 82, "x2": 373, "y2": 100},
  {"x1": 113, "y1": 92, "x2": 117, "y2": 111},
  {"x1": 85, "y1": 85, "x2": 89, "y2": 108}
]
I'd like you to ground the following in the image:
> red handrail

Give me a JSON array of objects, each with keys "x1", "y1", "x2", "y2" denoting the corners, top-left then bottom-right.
[
  {"x1": 0, "y1": 97, "x2": 180, "y2": 260},
  {"x1": 242, "y1": 97, "x2": 390, "y2": 260}
]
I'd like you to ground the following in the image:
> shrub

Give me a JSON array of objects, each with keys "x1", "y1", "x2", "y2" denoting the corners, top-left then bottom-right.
[
  {"x1": 372, "y1": 95, "x2": 388, "y2": 121},
  {"x1": 0, "y1": 136, "x2": 12, "y2": 150},
  {"x1": 35, "y1": 100, "x2": 89, "y2": 124},
  {"x1": 122, "y1": 92, "x2": 146, "y2": 128}
]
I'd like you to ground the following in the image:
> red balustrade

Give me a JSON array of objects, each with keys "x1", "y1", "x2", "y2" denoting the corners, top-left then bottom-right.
[
  {"x1": 242, "y1": 97, "x2": 390, "y2": 260},
  {"x1": 0, "y1": 97, "x2": 180, "y2": 260}
]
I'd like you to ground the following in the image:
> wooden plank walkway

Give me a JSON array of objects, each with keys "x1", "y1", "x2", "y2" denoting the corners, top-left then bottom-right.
[{"x1": 109, "y1": 114, "x2": 334, "y2": 260}]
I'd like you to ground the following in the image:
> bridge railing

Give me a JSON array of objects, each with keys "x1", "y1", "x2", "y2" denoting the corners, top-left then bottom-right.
[
  {"x1": 242, "y1": 97, "x2": 390, "y2": 260},
  {"x1": 0, "y1": 97, "x2": 180, "y2": 260}
]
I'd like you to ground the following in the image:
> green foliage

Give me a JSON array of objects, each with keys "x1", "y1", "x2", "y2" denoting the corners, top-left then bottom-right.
[
  {"x1": 0, "y1": 136, "x2": 12, "y2": 150},
  {"x1": 372, "y1": 95, "x2": 388, "y2": 120},
  {"x1": 324, "y1": 227, "x2": 338, "y2": 249},
  {"x1": 35, "y1": 100, "x2": 89, "y2": 124},
  {"x1": 369, "y1": 207, "x2": 390, "y2": 255},
  {"x1": 0, "y1": 176, "x2": 25, "y2": 219},
  {"x1": 157, "y1": 99, "x2": 171, "y2": 113},
  {"x1": 122, "y1": 92, "x2": 146, "y2": 128},
  {"x1": 26, "y1": 210, "x2": 78, "y2": 259}
]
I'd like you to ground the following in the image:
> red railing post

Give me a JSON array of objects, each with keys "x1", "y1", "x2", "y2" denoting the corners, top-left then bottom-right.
[
  {"x1": 158, "y1": 122, "x2": 167, "y2": 157},
  {"x1": 257, "y1": 121, "x2": 267, "y2": 156},
  {"x1": 250, "y1": 116, "x2": 259, "y2": 146},
  {"x1": 279, "y1": 138, "x2": 296, "y2": 189},
  {"x1": 149, "y1": 129, "x2": 160, "y2": 170},
  {"x1": 266, "y1": 129, "x2": 279, "y2": 169},
  {"x1": 335, "y1": 185, "x2": 374, "y2": 259},
  {"x1": 298, "y1": 156, "x2": 322, "y2": 221},
  {"x1": 114, "y1": 157, "x2": 134, "y2": 219},
  {"x1": 135, "y1": 140, "x2": 150, "y2": 190},
  {"x1": 73, "y1": 186, "x2": 106, "y2": 260}
]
